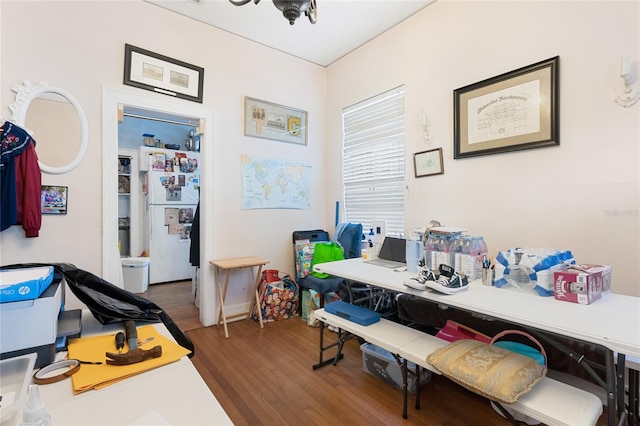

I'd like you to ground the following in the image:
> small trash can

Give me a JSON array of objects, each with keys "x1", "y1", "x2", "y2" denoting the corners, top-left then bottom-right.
[{"x1": 121, "y1": 257, "x2": 150, "y2": 293}]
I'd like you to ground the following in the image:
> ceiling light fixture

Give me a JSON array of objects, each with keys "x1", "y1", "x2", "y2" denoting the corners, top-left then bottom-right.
[{"x1": 228, "y1": 0, "x2": 317, "y2": 25}]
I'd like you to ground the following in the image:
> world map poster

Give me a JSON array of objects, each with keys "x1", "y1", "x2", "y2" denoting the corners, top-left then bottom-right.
[{"x1": 240, "y1": 154, "x2": 311, "y2": 210}]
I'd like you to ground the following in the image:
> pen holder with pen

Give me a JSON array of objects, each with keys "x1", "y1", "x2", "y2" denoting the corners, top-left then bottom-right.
[{"x1": 482, "y1": 267, "x2": 495, "y2": 286}]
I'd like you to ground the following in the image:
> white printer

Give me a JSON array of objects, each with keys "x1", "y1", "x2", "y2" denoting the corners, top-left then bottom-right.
[{"x1": 0, "y1": 267, "x2": 64, "y2": 367}]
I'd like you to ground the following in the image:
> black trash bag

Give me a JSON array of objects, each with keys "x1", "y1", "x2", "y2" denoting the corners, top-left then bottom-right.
[{"x1": 0, "y1": 263, "x2": 194, "y2": 358}]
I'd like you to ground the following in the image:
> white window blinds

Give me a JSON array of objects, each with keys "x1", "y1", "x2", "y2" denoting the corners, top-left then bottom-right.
[{"x1": 342, "y1": 86, "x2": 405, "y2": 237}]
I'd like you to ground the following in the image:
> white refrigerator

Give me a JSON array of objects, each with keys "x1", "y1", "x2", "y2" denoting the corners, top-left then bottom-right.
[{"x1": 142, "y1": 148, "x2": 200, "y2": 284}]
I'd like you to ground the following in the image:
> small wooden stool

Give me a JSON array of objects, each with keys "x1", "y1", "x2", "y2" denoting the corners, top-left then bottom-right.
[{"x1": 209, "y1": 256, "x2": 269, "y2": 338}]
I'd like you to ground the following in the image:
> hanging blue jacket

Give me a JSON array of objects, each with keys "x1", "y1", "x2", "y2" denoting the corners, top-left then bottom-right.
[{"x1": 334, "y1": 222, "x2": 363, "y2": 259}]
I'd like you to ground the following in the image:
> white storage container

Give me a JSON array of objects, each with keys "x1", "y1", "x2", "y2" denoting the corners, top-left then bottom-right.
[
  {"x1": 361, "y1": 342, "x2": 431, "y2": 394},
  {"x1": 0, "y1": 353, "x2": 37, "y2": 426},
  {"x1": 121, "y1": 257, "x2": 150, "y2": 293}
]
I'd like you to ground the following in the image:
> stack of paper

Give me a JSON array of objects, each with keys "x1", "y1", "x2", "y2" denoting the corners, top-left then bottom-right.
[
  {"x1": 0, "y1": 266, "x2": 54, "y2": 302},
  {"x1": 67, "y1": 325, "x2": 191, "y2": 394}
]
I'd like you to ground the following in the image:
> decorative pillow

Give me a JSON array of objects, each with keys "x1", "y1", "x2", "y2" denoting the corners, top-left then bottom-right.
[{"x1": 426, "y1": 339, "x2": 546, "y2": 404}]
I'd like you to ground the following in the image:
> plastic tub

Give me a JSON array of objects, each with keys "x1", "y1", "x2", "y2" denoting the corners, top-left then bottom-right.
[
  {"x1": 0, "y1": 353, "x2": 37, "y2": 425},
  {"x1": 361, "y1": 343, "x2": 431, "y2": 394},
  {"x1": 121, "y1": 257, "x2": 151, "y2": 293}
]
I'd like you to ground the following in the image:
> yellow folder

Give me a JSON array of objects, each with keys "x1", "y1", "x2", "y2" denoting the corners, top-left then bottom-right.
[{"x1": 67, "y1": 325, "x2": 191, "y2": 394}]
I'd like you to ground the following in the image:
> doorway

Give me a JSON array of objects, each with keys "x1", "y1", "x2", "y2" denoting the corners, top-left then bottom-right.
[
  {"x1": 102, "y1": 88, "x2": 217, "y2": 326},
  {"x1": 118, "y1": 106, "x2": 200, "y2": 285}
]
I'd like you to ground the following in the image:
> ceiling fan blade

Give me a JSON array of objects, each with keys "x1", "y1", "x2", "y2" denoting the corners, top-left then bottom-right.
[{"x1": 305, "y1": 0, "x2": 317, "y2": 24}]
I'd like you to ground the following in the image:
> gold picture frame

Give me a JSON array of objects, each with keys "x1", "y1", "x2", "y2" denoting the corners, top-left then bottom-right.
[
  {"x1": 454, "y1": 57, "x2": 559, "y2": 159},
  {"x1": 244, "y1": 97, "x2": 308, "y2": 145}
]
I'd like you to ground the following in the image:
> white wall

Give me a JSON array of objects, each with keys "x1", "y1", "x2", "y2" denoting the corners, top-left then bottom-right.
[
  {"x1": 0, "y1": 1, "x2": 327, "y2": 315},
  {"x1": 326, "y1": 0, "x2": 640, "y2": 296},
  {"x1": 1, "y1": 0, "x2": 638, "y2": 321}
]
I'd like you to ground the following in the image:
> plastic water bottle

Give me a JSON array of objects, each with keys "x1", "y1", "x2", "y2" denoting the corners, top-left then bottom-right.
[
  {"x1": 459, "y1": 236, "x2": 476, "y2": 280},
  {"x1": 475, "y1": 236, "x2": 488, "y2": 280},
  {"x1": 405, "y1": 238, "x2": 424, "y2": 273},
  {"x1": 433, "y1": 235, "x2": 452, "y2": 268},
  {"x1": 428, "y1": 234, "x2": 438, "y2": 268},
  {"x1": 367, "y1": 228, "x2": 375, "y2": 246},
  {"x1": 424, "y1": 233, "x2": 435, "y2": 269},
  {"x1": 451, "y1": 236, "x2": 463, "y2": 272},
  {"x1": 477, "y1": 236, "x2": 488, "y2": 260}
]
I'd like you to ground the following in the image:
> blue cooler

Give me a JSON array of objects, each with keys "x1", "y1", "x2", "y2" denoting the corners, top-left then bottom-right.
[{"x1": 324, "y1": 301, "x2": 380, "y2": 326}]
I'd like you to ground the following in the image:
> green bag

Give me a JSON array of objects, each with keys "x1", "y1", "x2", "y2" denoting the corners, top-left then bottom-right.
[{"x1": 310, "y1": 242, "x2": 344, "y2": 278}]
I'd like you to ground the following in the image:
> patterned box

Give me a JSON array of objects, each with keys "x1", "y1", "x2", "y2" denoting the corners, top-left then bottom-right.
[{"x1": 553, "y1": 265, "x2": 611, "y2": 304}]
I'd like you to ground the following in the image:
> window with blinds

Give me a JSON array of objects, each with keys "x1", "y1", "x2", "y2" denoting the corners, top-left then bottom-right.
[{"x1": 342, "y1": 86, "x2": 405, "y2": 237}]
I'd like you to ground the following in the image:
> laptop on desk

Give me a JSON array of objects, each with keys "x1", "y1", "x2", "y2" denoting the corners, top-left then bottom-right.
[{"x1": 364, "y1": 236, "x2": 406, "y2": 268}]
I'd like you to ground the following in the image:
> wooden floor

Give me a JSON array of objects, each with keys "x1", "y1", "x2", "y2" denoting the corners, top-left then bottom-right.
[
  {"x1": 144, "y1": 280, "x2": 202, "y2": 332},
  {"x1": 146, "y1": 281, "x2": 609, "y2": 426}
]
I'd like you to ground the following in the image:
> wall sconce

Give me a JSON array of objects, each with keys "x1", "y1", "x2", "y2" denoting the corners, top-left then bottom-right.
[
  {"x1": 420, "y1": 109, "x2": 431, "y2": 144},
  {"x1": 615, "y1": 55, "x2": 639, "y2": 108}
]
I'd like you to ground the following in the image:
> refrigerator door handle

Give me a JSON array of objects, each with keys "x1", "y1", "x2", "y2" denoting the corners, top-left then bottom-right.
[{"x1": 149, "y1": 206, "x2": 154, "y2": 240}]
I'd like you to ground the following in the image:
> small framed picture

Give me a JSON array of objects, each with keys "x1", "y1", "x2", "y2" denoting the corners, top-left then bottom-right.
[
  {"x1": 41, "y1": 185, "x2": 68, "y2": 214},
  {"x1": 413, "y1": 148, "x2": 444, "y2": 178}
]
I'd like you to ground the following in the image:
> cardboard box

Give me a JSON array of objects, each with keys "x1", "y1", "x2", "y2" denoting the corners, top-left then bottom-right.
[
  {"x1": 553, "y1": 265, "x2": 611, "y2": 304},
  {"x1": 361, "y1": 343, "x2": 431, "y2": 394},
  {"x1": 584, "y1": 264, "x2": 613, "y2": 295}
]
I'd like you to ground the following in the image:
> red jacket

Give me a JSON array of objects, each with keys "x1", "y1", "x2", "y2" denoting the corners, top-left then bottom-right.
[{"x1": 15, "y1": 141, "x2": 42, "y2": 237}]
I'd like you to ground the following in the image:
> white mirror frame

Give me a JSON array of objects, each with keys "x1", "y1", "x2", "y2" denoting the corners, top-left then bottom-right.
[{"x1": 9, "y1": 80, "x2": 89, "y2": 175}]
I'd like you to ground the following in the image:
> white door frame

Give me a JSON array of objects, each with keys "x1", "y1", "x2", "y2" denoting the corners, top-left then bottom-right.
[{"x1": 102, "y1": 87, "x2": 217, "y2": 326}]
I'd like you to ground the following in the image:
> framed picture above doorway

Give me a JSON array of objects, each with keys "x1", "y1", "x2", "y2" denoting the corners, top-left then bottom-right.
[{"x1": 123, "y1": 44, "x2": 205, "y2": 103}]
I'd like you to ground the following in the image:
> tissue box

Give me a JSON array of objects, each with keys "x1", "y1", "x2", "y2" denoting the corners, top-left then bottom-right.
[
  {"x1": 590, "y1": 264, "x2": 613, "y2": 295},
  {"x1": 553, "y1": 265, "x2": 611, "y2": 304}
]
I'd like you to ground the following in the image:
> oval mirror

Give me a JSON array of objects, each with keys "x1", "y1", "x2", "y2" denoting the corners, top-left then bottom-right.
[{"x1": 10, "y1": 81, "x2": 88, "y2": 175}]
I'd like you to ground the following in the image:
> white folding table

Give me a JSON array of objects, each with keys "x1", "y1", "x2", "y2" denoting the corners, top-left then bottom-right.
[
  {"x1": 36, "y1": 310, "x2": 233, "y2": 425},
  {"x1": 314, "y1": 258, "x2": 640, "y2": 426}
]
